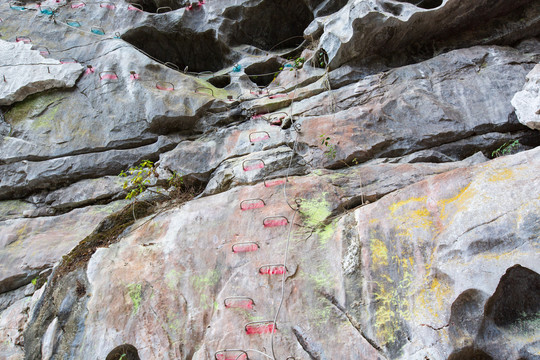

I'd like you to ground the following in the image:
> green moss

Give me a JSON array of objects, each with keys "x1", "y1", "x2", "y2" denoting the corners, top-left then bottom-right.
[
  {"x1": 5, "y1": 90, "x2": 66, "y2": 126},
  {"x1": 191, "y1": 269, "x2": 220, "y2": 291},
  {"x1": 299, "y1": 194, "x2": 337, "y2": 245},
  {"x1": 194, "y1": 78, "x2": 230, "y2": 100},
  {"x1": 300, "y1": 194, "x2": 332, "y2": 227},
  {"x1": 56, "y1": 201, "x2": 153, "y2": 280},
  {"x1": 126, "y1": 283, "x2": 142, "y2": 314}
]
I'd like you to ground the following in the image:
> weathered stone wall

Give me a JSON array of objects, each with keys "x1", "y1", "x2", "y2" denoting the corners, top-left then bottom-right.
[{"x1": 0, "y1": 0, "x2": 538, "y2": 359}]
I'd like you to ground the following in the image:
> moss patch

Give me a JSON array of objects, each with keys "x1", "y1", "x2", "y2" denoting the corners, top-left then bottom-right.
[
  {"x1": 55, "y1": 202, "x2": 153, "y2": 281},
  {"x1": 5, "y1": 90, "x2": 66, "y2": 126},
  {"x1": 126, "y1": 283, "x2": 143, "y2": 314}
]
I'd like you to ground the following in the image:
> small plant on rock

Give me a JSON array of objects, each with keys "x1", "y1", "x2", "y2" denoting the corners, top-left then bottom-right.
[
  {"x1": 492, "y1": 140, "x2": 521, "y2": 158},
  {"x1": 320, "y1": 134, "x2": 337, "y2": 159},
  {"x1": 119, "y1": 160, "x2": 157, "y2": 200}
]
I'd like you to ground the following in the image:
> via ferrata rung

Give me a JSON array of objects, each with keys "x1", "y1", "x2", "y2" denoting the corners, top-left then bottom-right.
[
  {"x1": 242, "y1": 159, "x2": 264, "y2": 172},
  {"x1": 240, "y1": 198, "x2": 265, "y2": 211},
  {"x1": 259, "y1": 264, "x2": 287, "y2": 275},
  {"x1": 231, "y1": 242, "x2": 260, "y2": 253},
  {"x1": 214, "y1": 349, "x2": 248, "y2": 360},
  {"x1": 244, "y1": 320, "x2": 277, "y2": 334},
  {"x1": 263, "y1": 216, "x2": 289, "y2": 227},
  {"x1": 223, "y1": 296, "x2": 255, "y2": 309},
  {"x1": 249, "y1": 131, "x2": 270, "y2": 143}
]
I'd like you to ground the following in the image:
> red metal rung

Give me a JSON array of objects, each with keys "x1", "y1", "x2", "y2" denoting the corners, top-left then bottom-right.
[
  {"x1": 263, "y1": 216, "x2": 288, "y2": 227},
  {"x1": 259, "y1": 264, "x2": 287, "y2": 275},
  {"x1": 242, "y1": 159, "x2": 264, "y2": 172},
  {"x1": 99, "y1": 71, "x2": 118, "y2": 81},
  {"x1": 264, "y1": 178, "x2": 286, "y2": 187},
  {"x1": 214, "y1": 350, "x2": 248, "y2": 360},
  {"x1": 249, "y1": 131, "x2": 270, "y2": 143},
  {"x1": 232, "y1": 242, "x2": 259, "y2": 253},
  {"x1": 100, "y1": 2, "x2": 115, "y2": 9},
  {"x1": 269, "y1": 94, "x2": 288, "y2": 99},
  {"x1": 245, "y1": 321, "x2": 276, "y2": 335},
  {"x1": 224, "y1": 297, "x2": 254, "y2": 309},
  {"x1": 16, "y1": 36, "x2": 31, "y2": 44},
  {"x1": 240, "y1": 199, "x2": 265, "y2": 210},
  {"x1": 156, "y1": 81, "x2": 174, "y2": 91},
  {"x1": 128, "y1": 3, "x2": 143, "y2": 11}
]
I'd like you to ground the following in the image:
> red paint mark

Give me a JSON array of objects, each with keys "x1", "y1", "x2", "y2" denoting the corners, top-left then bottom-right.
[
  {"x1": 100, "y1": 3, "x2": 115, "y2": 9},
  {"x1": 250, "y1": 134, "x2": 270, "y2": 143},
  {"x1": 269, "y1": 94, "x2": 287, "y2": 99},
  {"x1": 225, "y1": 299, "x2": 254, "y2": 309},
  {"x1": 232, "y1": 243, "x2": 259, "y2": 253},
  {"x1": 71, "y1": 2, "x2": 85, "y2": 8},
  {"x1": 40, "y1": 50, "x2": 49, "y2": 57},
  {"x1": 100, "y1": 73, "x2": 118, "y2": 80},
  {"x1": 265, "y1": 179, "x2": 285, "y2": 187},
  {"x1": 259, "y1": 266, "x2": 286, "y2": 275},
  {"x1": 128, "y1": 4, "x2": 142, "y2": 11},
  {"x1": 245, "y1": 322, "x2": 276, "y2": 334},
  {"x1": 130, "y1": 73, "x2": 140, "y2": 80},
  {"x1": 243, "y1": 162, "x2": 264, "y2": 171},
  {"x1": 241, "y1": 201, "x2": 264, "y2": 210},
  {"x1": 85, "y1": 67, "x2": 95, "y2": 75},
  {"x1": 263, "y1": 218, "x2": 288, "y2": 227}
]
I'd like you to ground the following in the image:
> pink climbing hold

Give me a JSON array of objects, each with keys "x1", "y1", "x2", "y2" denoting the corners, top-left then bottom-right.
[{"x1": 85, "y1": 66, "x2": 95, "y2": 75}]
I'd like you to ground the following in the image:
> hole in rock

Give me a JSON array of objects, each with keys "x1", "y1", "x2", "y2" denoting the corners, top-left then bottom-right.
[
  {"x1": 484, "y1": 264, "x2": 540, "y2": 327},
  {"x1": 128, "y1": 0, "x2": 186, "y2": 13},
  {"x1": 380, "y1": 1, "x2": 404, "y2": 16},
  {"x1": 398, "y1": 0, "x2": 443, "y2": 9},
  {"x1": 122, "y1": 26, "x2": 230, "y2": 73},
  {"x1": 447, "y1": 347, "x2": 493, "y2": 360},
  {"x1": 229, "y1": 0, "x2": 313, "y2": 51},
  {"x1": 207, "y1": 74, "x2": 231, "y2": 88},
  {"x1": 106, "y1": 344, "x2": 140, "y2": 360},
  {"x1": 244, "y1": 58, "x2": 282, "y2": 87}
]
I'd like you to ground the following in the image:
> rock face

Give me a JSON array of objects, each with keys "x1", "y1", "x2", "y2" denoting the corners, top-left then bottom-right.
[
  {"x1": 0, "y1": 0, "x2": 538, "y2": 359},
  {"x1": 512, "y1": 64, "x2": 540, "y2": 130},
  {"x1": 0, "y1": 40, "x2": 83, "y2": 106}
]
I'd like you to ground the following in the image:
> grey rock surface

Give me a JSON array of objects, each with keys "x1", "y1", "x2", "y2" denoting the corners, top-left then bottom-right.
[
  {"x1": 0, "y1": 0, "x2": 538, "y2": 359},
  {"x1": 0, "y1": 40, "x2": 82, "y2": 106},
  {"x1": 512, "y1": 64, "x2": 540, "y2": 130}
]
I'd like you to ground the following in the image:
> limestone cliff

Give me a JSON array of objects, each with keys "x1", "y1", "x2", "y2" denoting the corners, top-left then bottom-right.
[{"x1": 0, "y1": 0, "x2": 538, "y2": 359}]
